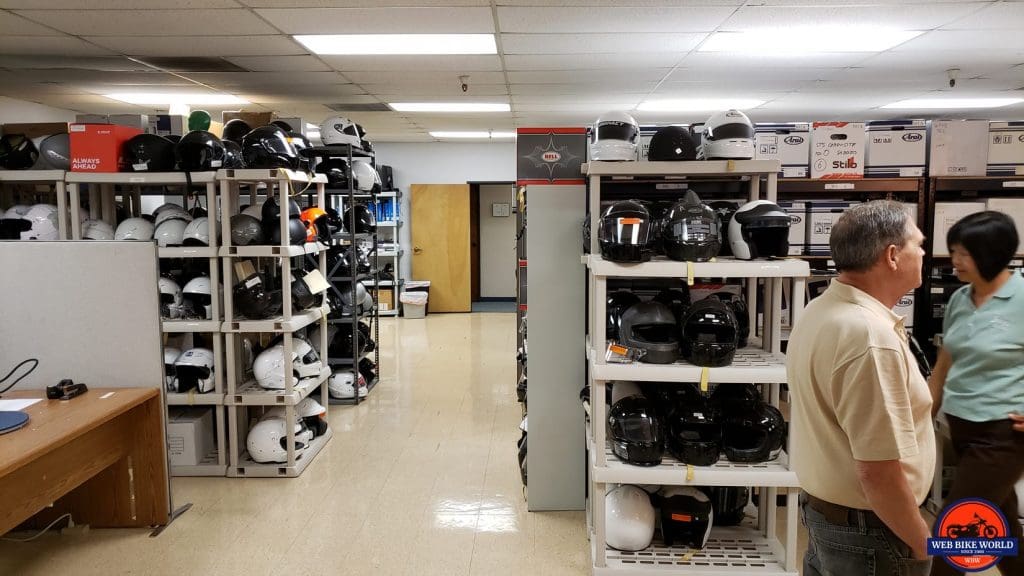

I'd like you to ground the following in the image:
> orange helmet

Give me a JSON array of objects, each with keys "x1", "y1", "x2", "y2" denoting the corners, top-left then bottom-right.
[{"x1": 301, "y1": 207, "x2": 329, "y2": 243}]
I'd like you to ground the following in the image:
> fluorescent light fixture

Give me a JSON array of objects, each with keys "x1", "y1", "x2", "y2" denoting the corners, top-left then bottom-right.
[
  {"x1": 882, "y1": 97, "x2": 1024, "y2": 109},
  {"x1": 103, "y1": 92, "x2": 249, "y2": 106},
  {"x1": 306, "y1": 123, "x2": 320, "y2": 130},
  {"x1": 638, "y1": 98, "x2": 765, "y2": 112},
  {"x1": 429, "y1": 131, "x2": 516, "y2": 139},
  {"x1": 700, "y1": 28, "x2": 922, "y2": 53},
  {"x1": 390, "y1": 102, "x2": 510, "y2": 113},
  {"x1": 295, "y1": 34, "x2": 496, "y2": 55}
]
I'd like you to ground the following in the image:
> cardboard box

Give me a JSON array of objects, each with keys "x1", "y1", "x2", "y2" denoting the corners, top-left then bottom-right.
[
  {"x1": 108, "y1": 114, "x2": 150, "y2": 131},
  {"x1": 932, "y1": 202, "x2": 987, "y2": 256},
  {"x1": 379, "y1": 288, "x2": 394, "y2": 310},
  {"x1": 986, "y1": 121, "x2": 1024, "y2": 176},
  {"x1": 929, "y1": 120, "x2": 989, "y2": 177},
  {"x1": 2, "y1": 122, "x2": 68, "y2": 139},
  {"x1": 807, "y1": 201, "x2": 857, "y2": 254},
  {"x1": 151, "y1": 114, "x2": 187, "y2": 137},
  {"x1": 777, "y1": 200, "x2": 807, "y2": 255},
  {"x1": 811, "y1": 122, "x2": 865, "y2": 179},
  {"x1": 755, "y1": 123, "x2": 811, "y2": 178},
  {"x1": 986, "y1": 198, "x2": 1024, "y2": 251},
  {"x1": 894, "y1": 291, "x2": 915, "y2": 328},
  {"x1": 167, "y1": 408, "x2": 215, "y2": 467},
  {"x1": 75, "y1": 114, "x2": 108, "y2": 124},
  {"x1": 68, "y1": 123, "x2": 143, "y2": 172},
  {"x1": 222, "y1": 111, "x2": 274, "y2": 128},
  {"x1": 865, "y1": 120, "x2": 927, "y2": 177}
]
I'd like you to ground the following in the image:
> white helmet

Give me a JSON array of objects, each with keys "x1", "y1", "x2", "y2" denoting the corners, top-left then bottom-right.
[
  {"x1": 158, "y1": 277, "x2": 183, "y2": 319},
  {"x1": 261, "y1": 407, "x2": 315, "y2": 446},
  {"x1": 154, "y1": 218, "x2": 188, "y2": 247},
  {"x1": 241, "y1": 203, "x2": 263, "y2": 219},
  {"x1": 182, "y1": 276, "x2": 214, "y2": 320},
  {"x1": 728, "y1": 200, "x2": 792, "y2": 260},
  {"x1": 21, "y1": 204, "x2": 60, "y2": 240},
  {"x1": 246, "y1": 416, "x2": 306, "y2": 464},
  {"x1": 657, "y1": 486, "x2": 713, "y2": 550},
  {"x1": 591, "y1": 111, "x2": 640, "y2": 161},
  {"x1": 153, "y1": 203, "x2": 182, "y2": 217},
  {"x1": 340, "y1": 282, "x2": 369, "y2": 315},
  {"x1": 154, "y1": 207, "x2": 191, "y2": 228},
  {"x1": 173, "y1": 347, "x2": 215, "y2": 393},
  {"x1": 328, "y1": 371, "x2": 367, "y2": 399},
  {"x1": 293, "y1": 337, "x2": 323, "y2": 379},
  {"x1": 319, "y1": 116, "x2": 361, "y2": 147},
  {"x1": 182, "y1": 217, "x2": 214, "y2": 246},
  {"x1": 253, "y1": 341, "x2": 321, "y2": 391},
  {"x1": 114, "y1": 217, "x2": 155, "y2": 241},
  {"x1": 605, "y1": 485, "x2": 656, "y2": 551},
  {"x1": 699, "y1": 109, "x2": 755, "y2": 160},
  {"x1": 4, "y1": 204, "x2": 30, "y2": 219},
  {"x1": 351, "y1": 160, "x2": 381, "y2": 193},
  {"x1": 611, "y1": 381, "x2": 643, "y2": 404},
  {"x1": 297, "y1": 397, "x2": 329, "y2": 437},
  {"x1": 163, "y1": 347, "x2": 181, "y2": 391},
  {"x1": 82, "y1": 219, "x2": 115, "y2": 240}
]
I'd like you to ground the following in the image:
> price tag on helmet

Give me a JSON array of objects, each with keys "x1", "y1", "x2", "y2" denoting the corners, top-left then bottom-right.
[
  {"x1": 686, "y1": 261, "x2": 695, "y2": 286},
  {"x1": 686, "y1": 464, "x2": 695, "y2": 482},
  {"x1": 245, "y1": 276, "x2": 262, "y2": 289},
  {"x1": 132, "y1": 163, "x2": 149, "y2": 171},
  {"x1": 700, "y1": 366, "x2": 709, "y2": 392},
  {"x1": 606, "y1": 342, "x2": 639, "y2": 363},
  {"x1": 619, "y1": 218, "x2": 641, "y2": 225},
  {"x1": 211, "y1": 160, "x2": 222, "y2": 168}
]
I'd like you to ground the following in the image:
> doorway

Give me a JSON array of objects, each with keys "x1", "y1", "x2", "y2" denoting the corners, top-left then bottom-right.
[{"x1": 469, "y1": 181, "x2": 517, "y2": 313}]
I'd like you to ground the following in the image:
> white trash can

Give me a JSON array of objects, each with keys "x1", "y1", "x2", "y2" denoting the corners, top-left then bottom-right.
[{"x1": 400, "y1": 291, "x2": 428, "y2": 319}]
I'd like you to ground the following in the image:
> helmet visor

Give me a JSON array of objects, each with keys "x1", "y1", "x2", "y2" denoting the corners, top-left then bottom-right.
[
  {"x1": 669, "y1": 217, "x2": 720, "y2": 242},
  {"x1": 600, "y1": 216, "x2": 650, "y2": 246},
  {"x1": 618, "y1": 417, "x2": 660, "y2": 444},
  {"x1": 597, "y1": 121, "x2": 638, "y2": 143},
  {"x1": 707, "y1": 122, "x2": 754, "y2": 141}
]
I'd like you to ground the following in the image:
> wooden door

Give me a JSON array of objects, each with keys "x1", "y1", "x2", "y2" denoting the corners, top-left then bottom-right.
[{"x1": 411, "y1": 184, "x2": 471, "y2": 312}]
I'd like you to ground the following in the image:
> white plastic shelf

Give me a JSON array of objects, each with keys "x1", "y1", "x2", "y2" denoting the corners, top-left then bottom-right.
[
  {"x1": 166, "y1": 391, "x2": 225, "y2": 406},
  {"x1": 219, "y1": 242, "x2": 325, "y2": 258},
  {"x1": 229, "y1": 367, "x2": 330, "y2": 406},
  {"x1": 377, "y1": 221, "x2": 398, "y2": 227},
  {"x1": 171, "y1": 449, "x2": 225, "y2": 477},
  {"x1": 162, "y1": 319, "x2": 220, "y2": 333},
  {"x1": 377, "y1": 251, "x2": 401, "y2": 258},
  {"x1": 159, "y1": 246, "x2": 218, "y2": 259},
  {"x1": 229, "y1": 426, "x2": 332, "y2": 478},
  {"x1": 223, "y1": 305, "x2": 324, "y2": 333},
  {"x1": 378, "y1": 309, "x2": 399, "y2": 317},
  {"x1": 593, "y1": 442, "x2": 798, "y2": 488},
  {"x1": 586, "y1": 255, "x2": 810, "y2": 279},
  {"x1": 584, "y1": 160, "x2": 781, "y2": 178},
  {"x1": 592, "y1": 527, "x2": 795, "y2": 576},
  {"x1": 588, "y1": 345, "x2": 787, "y2": 384},
  {"x1": 216, "y1": 168, "x2": 325, "y2": 184},
  {"x1": 64, "y1": 171, "x2": 216, "y2": 184},
  {"x1": 0, "y1": 170, "x2": 65, "y2": 181}
]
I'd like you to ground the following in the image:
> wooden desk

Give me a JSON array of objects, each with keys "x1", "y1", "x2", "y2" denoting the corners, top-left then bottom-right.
[{"x1": 0, "y1": 388, "x2": 169, "y2": 535}]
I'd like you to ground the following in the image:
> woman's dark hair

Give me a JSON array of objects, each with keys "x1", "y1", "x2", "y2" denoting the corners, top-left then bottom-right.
[{"x1": 947, "y1": 211, "x2": 1019, "y2": 281}]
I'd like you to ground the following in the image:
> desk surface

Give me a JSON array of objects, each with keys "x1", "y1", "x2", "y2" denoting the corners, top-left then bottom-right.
[{"x1": 0, "y1": 388, "x2": 159, "y2": 474}]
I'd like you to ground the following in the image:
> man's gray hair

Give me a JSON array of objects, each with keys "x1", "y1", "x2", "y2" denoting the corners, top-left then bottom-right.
[{"x1": 830, "y1": 200, "x2": 911, "y2": 272}]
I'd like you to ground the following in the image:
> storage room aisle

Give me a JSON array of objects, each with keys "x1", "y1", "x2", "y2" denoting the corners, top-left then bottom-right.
[{"x1": 0, "y1": 314, "x2": 588, "y2": 576}]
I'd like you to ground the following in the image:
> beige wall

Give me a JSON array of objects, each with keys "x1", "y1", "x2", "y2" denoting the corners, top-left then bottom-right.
[{"x1": 479, "y1": 184, "x2": 516, "y2": 299}]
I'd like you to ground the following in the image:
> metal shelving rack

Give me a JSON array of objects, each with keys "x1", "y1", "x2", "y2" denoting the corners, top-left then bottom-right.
[
  {"x1": 371, "y1": 190, "x2": 403, "y2": 316},
  {"x1": 217, "y1": 168, "x2": 333, "y2": 478},
  {"x1": 0, "y1": 170, "x2": 70, "y2": 238},
  {"x1": 584, "y1": 160, "x2": 808, "y2": 576}
]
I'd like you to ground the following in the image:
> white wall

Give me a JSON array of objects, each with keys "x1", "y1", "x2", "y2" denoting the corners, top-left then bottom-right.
[
  {"x1": 479, "y1": 184, "x2": 516, "y2": 299},
  {"x1": 0, "y1": 96, "x2": 76, "y2": 125},
  {"x1": 373, "y1": 142, "x2": 516, "y2": 284}
]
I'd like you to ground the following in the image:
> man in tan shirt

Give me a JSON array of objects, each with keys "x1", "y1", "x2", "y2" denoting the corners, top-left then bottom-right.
[{"x1": 787, "y1": 200, "x2": 935, "y2": 576}]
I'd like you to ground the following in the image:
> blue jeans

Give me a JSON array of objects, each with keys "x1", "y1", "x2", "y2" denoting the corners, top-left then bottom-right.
[{"x1": 801, "y1": 496, "x2": 932, "y2": 576}]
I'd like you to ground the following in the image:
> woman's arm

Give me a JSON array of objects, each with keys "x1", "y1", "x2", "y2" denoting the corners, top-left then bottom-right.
[
  {"x1": 1011, "y1": 413, "x2": 1024, "y2": 433},
  {"x1": 928, "y1": 347, "x2": 952, "y2": 418}
]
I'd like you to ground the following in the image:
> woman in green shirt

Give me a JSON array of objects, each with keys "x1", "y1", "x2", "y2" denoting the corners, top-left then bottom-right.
[{"x1": 929, "y1": 211, "x2": 1024, "y2": 576}]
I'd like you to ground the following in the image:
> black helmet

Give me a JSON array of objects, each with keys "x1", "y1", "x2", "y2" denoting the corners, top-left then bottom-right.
[
  {"x1": 728, "y1": 200, "x2": 792, "y2": 260},
  {"x1": 357, "y1": 321, "x2": 375, "y2": 352},
  {"x1": 229, "y1": 214, "x2": 264, "y2": 246},
  {"x1": 315, "y1": 158, "x2": 349, "y2": 188},
  {"x1": 619, "y1": 301, "x2": 680, "y2": 364},
  {"x1": 680, "y1": 298, "x2": 738, "y2": 367},
  {"x1": 175, "y1": 130, "x2": 226, "y2": 171},
  {"x1": 241, "y1": 125, "x2": 300, "y2": 170},
  {"x1": 325, "y1": 207, "x2": 346, "y2": 236},
  {"x1": 222, "y1": 119, "x2": 252, "y2": 145},
  {"x1": 288, "y1": 132, "x2": 315, "y2": 172},
  {"x1": 708, "y1": 292, "x2": 749, "y2": 348},
  {"x1": 662, "y1": 190, "x2": 721, "y2": 262},
  {"x1": 268, "y1": 218, "x2": 308, "y2": 246},
  {"x1": 581, "y1": 213, "x2": 591, "y2": 254},
  {"x1": 652, "y1": 287, "x2": 691, "y2": 324},
  {"x1": 0, "y1": 134, "x2": 39, "y2": 170},
  {"x1": 665, "y1": 383, "x2": 721, "y2": 466},
  {"x1": 233, "y1": 273, "x2": 282, "y2": 320},
  {"x1": 36, "y1": 133, "x2": 71, "y2": 170},
  {"x1": 222, "y1": 140, "x2": 245, "y2": 169},
  {"x1": 165, "y1": 135, "x2": 182, "y2": 144},
  {"x1": 608, "y1": 395, "x2": 663, "y2": 466},
  {"x1": 705, "y1": 486, "x2": 749, "y2": 526},
  {"x1": 647, "y1": 125, "x2": 698, "y2": 161},
  {"x1": 710, "y1": 383, "x2": 761, "y2": 413},
  {"x1": 291, "y1": 269, "x2": 323, "y2": 311},
  {"x1": 261, "y1": 195, "x2": 302, "y2": 226},
  {"x1": 719, "y1": 401, "x2": 785, "y2": 463},
  {"x1": 656, "y1": 487, "x2": 713, "y2": 549},
  {"x1": 271, "y1": 120, "x2": 294, "y2": 132},
  {"x1": 707, "y1": 201, "x2": 739, "y2": 257},
  {"x1": 344, "y1": 204, "x2": 376, "y2": 234},
  {"x1": 606, "y1": 290, "x2": 641, "y2": 341},
  {"x1": 125, "y1": 134, "x2": 176, "y2": 172},
  {"x1": 598, "y1": 200, "x2": 652, "y2": 263},
  {"x1": 358, "y1": 357, "x2": 377, "y2": 384}
]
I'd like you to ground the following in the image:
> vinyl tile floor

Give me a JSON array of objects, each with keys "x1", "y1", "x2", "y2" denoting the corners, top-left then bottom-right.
[{"x1": 0, "y1": 313, "x2": 998, "y2": 576}]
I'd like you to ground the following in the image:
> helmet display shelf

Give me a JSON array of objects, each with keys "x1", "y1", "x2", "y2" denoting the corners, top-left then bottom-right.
[
  {"x1": 582, "y1": 158, "x2": 809, "y2": 575},
  {"x1": 215, "y1": 168, "x2": 333, "y2": 477},
  {"x1": 0, "y1": 170, "x2": 70, "y2": 239}
]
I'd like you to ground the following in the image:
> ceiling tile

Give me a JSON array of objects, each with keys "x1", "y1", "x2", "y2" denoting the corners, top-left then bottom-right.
[
  {"x1": 0, "y1": 11, "x2": 63, "y2": 35},
  {"x1": 86, "y1": 35, "x2": 305, "y2": 57},
  {"x1": 500, "y1": 33, "x2": 705, "y2": 55},
  {"x1": 236, "y1": 84, "x2": 367, "y2": 101},
  {"x1": 496, "y1": 6, "x2": 736, "y2": 33},
  {"x1": 7, "y1": 69, "x2": 192, "y2": 86},
  {"x1": 497, "y1": 0, "x2": 744, "y2": 5},
  {"x1": 344, "y1": 70, "x2": 506, "y2": 85},
  {"x1": 508, "y1": 69, "x2": 669, "y2": 83},
  {"x1": 511, "y1": 93, "x2": 647, "y2": 105},
  {"x1": 0, "y1": 55, "x2": 151, "y2": 71},
  {"x1": 653, "y1": 80, "x2": 810, "y2": 95},
  {"x1": 226, "y1": 55, "x2": 330, "y2": 72},
  {"x1": 255, "y1": 7, "x2": 494, "y2": 34},
  {"x1": 664, "y1": 66, "x2": 834, "y2": 83},
  {"x1": 748, "y1": 0, "x2": 986, "y2": 4},
  {"x1": 322, "y1": 55, "x2": 503, "y2": 72},
  {"x1": 239, "y1": 0, "x2": 487, "y2": 6},
  {"x1": 183, "y1": 71, "x2": 347, "y2": 87},
  {"x1": 0, "y1": 36, "x2": 115, "y2": 56},
  {"x1": 943, "y1": 2, "x2": 1024, "y2": 30},
  {"x1": 366, "y1": 84, "x2": 509, "y2": 98},
  {"x1": 680, "y1": 51, "x2": 872, "y2": 69},
  {"x1": 511, "y1": 83, "x2": 660, "y2": 96},
  {"x1": 13, "y1": 9, "x2": 276, "y2": 36},
  {"x1": 0, "y1": 0, "x2": 241, "y2": 7},
  {"x1": 504, "y1": 53, "x2": 684, "y2": 70},
  {"x1": 720, "y1": 3, "x2": 983, "y2": 30},
  {"x1": 891, "y1": 30, "x2": 1024, "y2": 52}
]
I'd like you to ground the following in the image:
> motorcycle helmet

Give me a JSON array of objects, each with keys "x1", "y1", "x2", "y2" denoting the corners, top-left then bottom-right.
[
  {"x1": 344, "y1": 204, "x2": 376, "y2": 234},
  {"x1": 125, "y1": 134, "x2": 176, "y2": 172},
  {"x1": 315, "y1": 158, "x2": 349, "y2": 188},
  {"x1": 221, "y1": 119, "x2": 252, "y2": 145},
  {"x1": 656, "y1": 487, "x2": 713, "y2": 549},
  {"x1": 705, "y1": 486, "x2": 750, "y2": 526},
  {"x1": 319, "y1": 116, "x2": 361, "y2": 148},
  {"x1": 619, "y1": 301, "x2": 680, "y2": 364},
  {"x1": 261, "y1": 406, "x2": 314, "y2": 447},
  {"x1": 154, "y1": 218, "x2": 188, "y2": 247},
  {"x1": 708, "y1": 292, "x2": 749, "y2": 348},
  {"x1": 233, "y1": 273, "x2": 282, "y2": 320},
  {"x1": 154, "y1": 206, "x2": 192, "y2": 229},
  {"x1": 253, "y1": 345, "x2": 295, "y2": 390},
  {"x1": 707, "y1": 201, "x2": 740, "y2": 257},
  {"x1": 153, "y1": 202, "x2": 181, "y2": 217},
  {"x1": 358, "y1": 357, "x2": 377, "y2": 384},
  {"x1": 292, "y1": 337, "x2": 324, "y2": 379},
  {"x1": 719, "y1": 401, "x2": 785, "y2": 463},
  {"x1": 158, "y1": 276, "x2": 183, "y2": 319},
  {"x1": 357, "y1": 321, "x2": 375, "y2": 352},
  {"x1": 680, "y1": 298, "x2": 738, "y2": 367},
  {"x1": 163, "y1": 347, "x2": 181, "y2": 391},
  {"x1": 661, "y1": 191, "x2": 722, "y2": 262},
  {"x1": 20, "y1": 204, "x2": 60, "y2": 240},
  {"x1": 665, "y1": 384, "x2": 721, "y2": 466},
  {"x1": 0, "y1": 205, "x2": 31, "y2": 239},
  {"x1": 182, "y1": 217, "x2": 215, "y2": 246},
  {"x1": 241, "y1": 202, "x2": 263, "y2": 219},
  {"x1": 172, "y1": 347, "x2": 215, "y2": 393},
  {"x1": 182, "y1": 276, "x2": 213, "y2": 320},
  {"x1": 81, "y1": 219, "x2": 115, "y2": 241},
  {"x1": 329, "y1": 372, "x2": 368, "y2": 399},
  {"x1": 652, "y1": 287, "x2": 691, "y2": 324},
  {"x1": 300, "y1": 207, "x2": 331, "y2": 244},
  {"x1": 291, "y1": 269, "x2": 322, "y2": 311},
  {"x1": 242, "y1": 125, "x2": 300, "y2": 170},
  {"x1": 591, "y1": 111, "x2": 640, "y2": 161},
  {"x1": 605, "y1": 485, "x2": 656, "y2": 551},
  {"x1": 710, "y1": 383, "x2": 761, "y2": 410},
  {"x1": 598, "y1": 200, "x2": 652, "y2": 263},
  {"x1": 699, "y1": 109, "x2": 755, "y2": 160},
  {"x1": 222, "y1": 140, "x2": 245, "y2": 169},
  {"x1": 337, "y1": 281, "x2": 369, "y2": 315},
  {"x1": 0, "y1": 134, "x2": 39, "y2": 169},
  {"x1": 729, "y1": 200, "x2": 792, "y2": 260},
  {"x1": 266, "y1": 218, "x2": 307, "y2": 246},
  {"x1": 176, "y1": 130, "x2": 226, "y2": 171},
  {"x1": 114, "y1": 217, "x2": 155, "y2": 241},
  {"x1": 296, "y1": 397, "x2": 329, "y2": 437},
  {"x1": 35, "y1": 133, "x2": 71, "y2": 170},
  {"x1": 647, "y1": 125, "x2": 698, "y2": 161},
  {"x1": 608, "y1": 395, "x2": 664, "y2": 466},
  {"x1": 287, "y1": 131, "x2": 315, "y2": 172},
  {"x1": 229, "y1": 214, "x2": 264, "y2": 246},
  {"x1": 261, "y1": 195, "x2": 302, "y2": 225},
  {"x1": 247, "y1": 416, "x2": 305, "y2": 463},
  {"x1": 352, "y1": 160, "x2": 381, "y2": 193}
]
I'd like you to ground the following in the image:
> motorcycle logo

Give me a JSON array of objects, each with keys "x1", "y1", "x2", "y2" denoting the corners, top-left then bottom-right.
[
  {"x1": 902, "y1": 132, "x2": 923, "y2": 142},
  {"x1": 928, "y1": 498, "x2": 1019, "y2": 572},
  {"x1": 783, "y1": 135, "x2": 804, "y2": 145}
]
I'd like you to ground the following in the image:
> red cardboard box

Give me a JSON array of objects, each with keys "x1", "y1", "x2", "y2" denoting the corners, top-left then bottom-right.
[{"x1": 69, "y1": 123, "x2": 143, "y2": 172}]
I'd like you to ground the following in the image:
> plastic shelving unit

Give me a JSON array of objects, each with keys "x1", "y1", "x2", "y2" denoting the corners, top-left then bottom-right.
[{"x1": 0, "y1": 170, "x2": 70, "y2": 238}]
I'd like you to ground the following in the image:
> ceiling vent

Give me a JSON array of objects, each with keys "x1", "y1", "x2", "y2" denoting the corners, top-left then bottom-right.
[
  {"x1": 325, "y1": 102, "x2": 391, "y2": 112},
  {"x1": 134, "y1": 57, "x2": 248, "y2": 73}
]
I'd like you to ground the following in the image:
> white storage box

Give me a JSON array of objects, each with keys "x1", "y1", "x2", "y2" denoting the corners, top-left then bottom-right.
[
  {"x1": 777, "y1": 200, "x2": 808, "y2": 255},
  {"x1": 987, "y1": 121, "x2": 1024, "y2": 176},
  {"x1": 986, "y1": 198, "x2": 1024, "y2": 253},
  {"x1": 167, "y1": 408, "x2": 215, "y2": 467},
  {"x1": 755, "y1": 123, "x2": 811, "y2": 178},
  {"x1": 932, "y1": 202, "x2": 987, "y2": 256},
  {"x1": 929, "y1": 120, "x2": 989, "y2": 177},
  {"x1": 904, "y1": 202, "x2": 920, "y2": 226},
  {"x1": 894, "y1": 291, "x2": 915, "y2": 328},
  {"x1": 811, "y1": 122, "x2": 865, "y2": 179},
  {"x1": 807, "y1": 201, "x2": 858, "y2": 255},
  {"x1": 865, "y1": 120, "x2": 927, "y2": 177}
]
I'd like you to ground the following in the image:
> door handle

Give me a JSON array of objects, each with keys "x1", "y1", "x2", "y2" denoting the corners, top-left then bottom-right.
[{"x1": 413, "y1": 246, "x2": 423, "y2": 254}]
